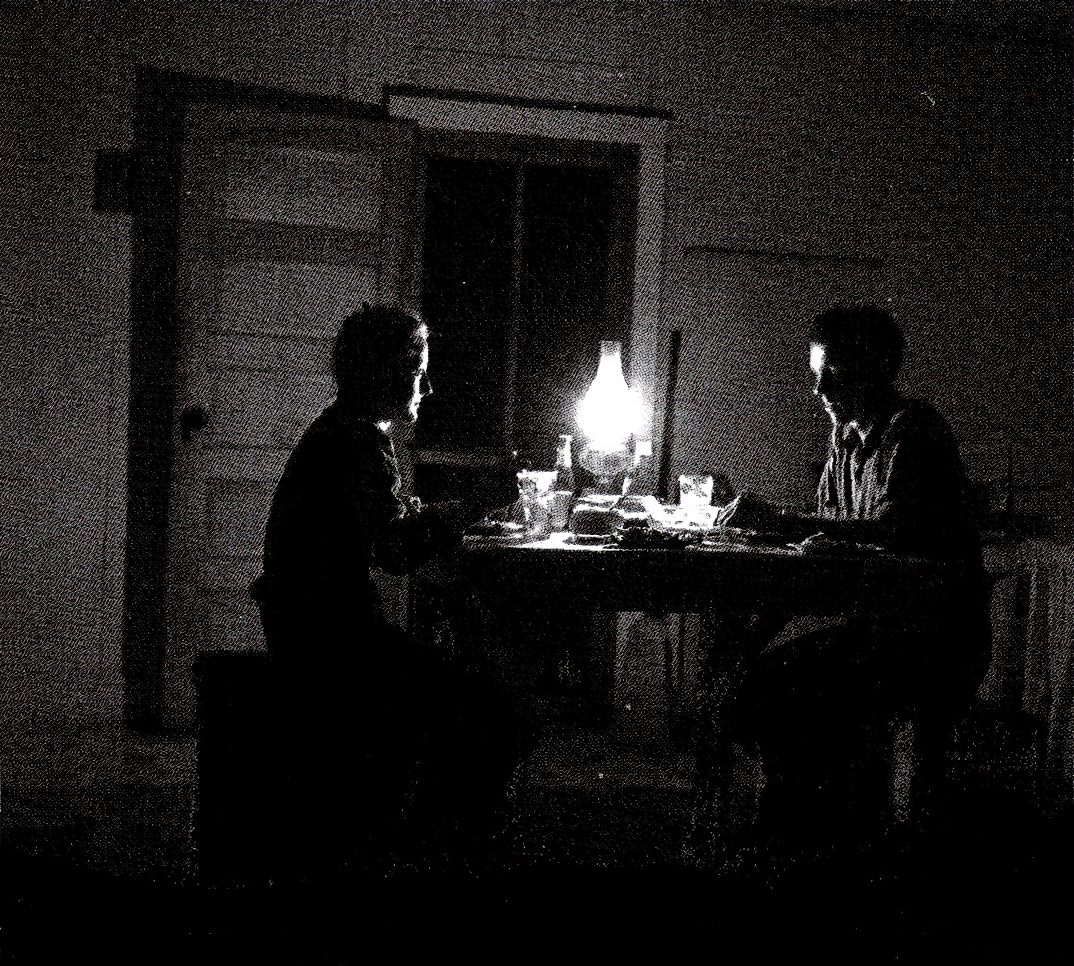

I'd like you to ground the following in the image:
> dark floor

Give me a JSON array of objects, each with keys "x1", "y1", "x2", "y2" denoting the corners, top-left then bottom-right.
[{"x1": 2, "y1": 721, "x2": 1070, "y2": 962}]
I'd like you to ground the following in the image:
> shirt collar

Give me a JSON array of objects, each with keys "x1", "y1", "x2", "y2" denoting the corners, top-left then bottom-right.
[{"x1": 844, "y1": 393, "x2": 903, "y2": 453}]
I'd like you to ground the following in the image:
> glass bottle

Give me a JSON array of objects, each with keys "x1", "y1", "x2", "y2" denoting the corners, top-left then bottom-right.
[
  {"x1": 551, "y1": 434, "x2": 575, "y2": 531},
  {"x1": 554, "y1": 434, "x2": 575, "y2": 492}
]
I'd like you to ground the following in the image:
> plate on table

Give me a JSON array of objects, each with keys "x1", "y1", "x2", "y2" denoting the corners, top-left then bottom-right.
[{"x1": 566, "y1": 533, "x2": 615, "y2": 545}]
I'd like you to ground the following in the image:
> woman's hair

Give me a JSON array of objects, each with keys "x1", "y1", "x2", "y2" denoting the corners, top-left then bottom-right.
[
  {"x1": 331, "y1": 303, "x2": 427, "y2": 408},
  {"x1": 809, "y1": 303, "x2": 904, "y2": 385}
]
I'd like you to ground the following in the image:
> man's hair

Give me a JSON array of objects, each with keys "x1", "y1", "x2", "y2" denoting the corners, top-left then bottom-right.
[
  {"x1": 808, "y1": 303, "x2": 904, "y2": 385},
  {"x1": 331, "y1": 303, "x2": 427, "y2": 402}
]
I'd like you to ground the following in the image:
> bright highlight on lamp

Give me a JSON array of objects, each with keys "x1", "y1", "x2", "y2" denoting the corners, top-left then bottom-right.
[{"x1": 576, "y1": 339, "x2": 645, "y2": 486}]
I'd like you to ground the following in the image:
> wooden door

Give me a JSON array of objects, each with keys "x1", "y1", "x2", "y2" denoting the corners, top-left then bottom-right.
[{"x1": 164, "y1": 99, "x2": 418, "y2": 729}]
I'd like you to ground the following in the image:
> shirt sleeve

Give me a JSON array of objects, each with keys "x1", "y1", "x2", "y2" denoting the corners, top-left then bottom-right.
[
  {"x1": 372, "y1": 500, "x2": 461, "y2": 575},
  {"x1": 816, "y1": 428, "x2": 842, "y2": 519}
]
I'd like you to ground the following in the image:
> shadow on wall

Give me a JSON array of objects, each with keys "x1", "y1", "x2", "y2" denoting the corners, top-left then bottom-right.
[{"x1": 674, "y1": 253, "x2": 885, "y2": 505}]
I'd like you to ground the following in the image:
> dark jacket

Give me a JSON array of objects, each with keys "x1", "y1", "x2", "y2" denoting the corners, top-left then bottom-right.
[{"x1": 251, "y1": 401, "x2": 460, "y2": 672}]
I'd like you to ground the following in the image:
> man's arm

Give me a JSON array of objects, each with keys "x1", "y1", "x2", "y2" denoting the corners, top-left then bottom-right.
[
  {"x1": 371, "y1": 461, "x2": 522, "y2": 574},
  {"x1": 778, "y1": 511, "x2": 894, "y2": 545},
  {"x1": 713, "y1": 493, "x2": 890, "y2": 542}
]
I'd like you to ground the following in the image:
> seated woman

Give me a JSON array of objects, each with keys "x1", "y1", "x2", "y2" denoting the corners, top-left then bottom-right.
[{"x1": 251, "y1": 303, "x2": 536, "y2": 878}]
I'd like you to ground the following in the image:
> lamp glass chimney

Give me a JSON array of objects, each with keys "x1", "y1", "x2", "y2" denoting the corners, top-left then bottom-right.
[{"x1": 576, "y1": 340, "x2": 642, "y2": 451}]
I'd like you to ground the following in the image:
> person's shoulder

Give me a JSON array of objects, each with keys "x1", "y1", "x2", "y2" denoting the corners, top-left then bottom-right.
[
  {"x1": 886, "y1": 396, "x2": 959, "y2": 451},
  {"x1": 283, "y1": 402, "x2": 394, "y2": 483},
  {"x1": 281, "y1": 401, "x2": 360, "y2": 473},
  {"x1": 298, "y1": 401, "x2": 383, "y2": 446},
  {"x1": 289, "y1": 402, "x2": 341, "y2": 452},
  {"x1": 888, "y1": 396, "x2": 953, "y2": 434}
]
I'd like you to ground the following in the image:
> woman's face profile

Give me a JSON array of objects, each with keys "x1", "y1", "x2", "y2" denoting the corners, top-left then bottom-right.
[{"x1": 336, "y1": 314, "x2": 432, "y2": 425}]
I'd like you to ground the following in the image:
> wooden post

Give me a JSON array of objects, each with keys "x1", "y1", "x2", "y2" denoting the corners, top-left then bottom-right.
[{"x1": 656, "y1": 330, "x2": 682, "y2": 502}]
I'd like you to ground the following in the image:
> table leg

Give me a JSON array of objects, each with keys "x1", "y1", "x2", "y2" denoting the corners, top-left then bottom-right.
[
  {"x1": 683, "y1": 608, "x2": 761, "y2": 870},
  {"x1": 452, "y1": 586, "x2": 615, "y2": 727}
]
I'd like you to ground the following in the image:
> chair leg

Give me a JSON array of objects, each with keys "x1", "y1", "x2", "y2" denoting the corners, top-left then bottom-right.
[
  {"x1": 886, "y1": 712, "x2": 961, "y2": 832},
  {"x1": 889, "y1": 717, "x2": 917, "y2": 828}
]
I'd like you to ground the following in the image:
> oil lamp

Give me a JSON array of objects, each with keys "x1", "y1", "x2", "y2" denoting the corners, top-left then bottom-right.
[{"x1": 576, "y1": 339, "x2": 645, "y2": 492}]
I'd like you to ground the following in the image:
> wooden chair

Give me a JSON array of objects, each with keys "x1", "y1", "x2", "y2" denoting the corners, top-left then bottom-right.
[{"x1": 191, "y1": 651, "x2": 281, "y2": 887}]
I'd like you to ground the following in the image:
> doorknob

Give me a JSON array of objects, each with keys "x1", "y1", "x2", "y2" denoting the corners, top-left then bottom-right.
[{"x1": 180, "y1": 404, "x2": 209, "y2": 441}]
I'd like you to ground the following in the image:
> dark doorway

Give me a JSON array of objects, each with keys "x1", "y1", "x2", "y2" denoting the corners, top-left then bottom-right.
[{"x1": 418, "y1": 156, "x2": 516, "y2": 454}]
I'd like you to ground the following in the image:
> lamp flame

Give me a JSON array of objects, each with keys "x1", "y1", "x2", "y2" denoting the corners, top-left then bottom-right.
[{"x1": 576, "y1": 340, "x2": 643, "y2": 451}]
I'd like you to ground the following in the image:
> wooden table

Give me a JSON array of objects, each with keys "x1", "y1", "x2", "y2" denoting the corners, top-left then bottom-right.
[{"x1": 459, "y1": 531, "x2": 961, "y2": 867}]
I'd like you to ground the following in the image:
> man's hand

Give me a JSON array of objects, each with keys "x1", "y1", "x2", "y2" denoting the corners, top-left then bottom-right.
[{"x1": 714, "y1": 492, "x2": 780, "y2": 530}]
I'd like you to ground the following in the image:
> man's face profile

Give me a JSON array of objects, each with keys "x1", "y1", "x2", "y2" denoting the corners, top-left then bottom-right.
[
  {"x1": 396, "y1": 337, "x2": 431, "y2": 425},
  {"x1": 810, "y1": 342, "x2": 867, "y2": 426}
]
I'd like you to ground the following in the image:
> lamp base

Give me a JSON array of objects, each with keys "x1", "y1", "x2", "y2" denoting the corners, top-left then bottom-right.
[
  {"x1": 569, "y1": 495, "x2": 618, "y2": 537},
  {"x1": 578, "y1": 444, "x2": 632, "y2": 492}
]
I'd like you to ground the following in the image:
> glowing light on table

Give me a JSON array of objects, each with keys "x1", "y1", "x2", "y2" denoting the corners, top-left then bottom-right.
[{"x1": 576, "y1": 340, "x2": 645, "y2": 486}]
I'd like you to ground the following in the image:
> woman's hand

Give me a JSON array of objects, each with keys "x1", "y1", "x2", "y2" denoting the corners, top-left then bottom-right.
[
  {"x1": 488, "y1": 455, "x2": 524, "y2": 514},
  {"x1": 435, "y1": 460, "x2": 522, "y2": 532}
]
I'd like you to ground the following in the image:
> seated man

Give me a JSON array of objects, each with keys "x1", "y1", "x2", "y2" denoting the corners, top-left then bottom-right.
[{"x1": 725, "y1": 303, "x2": 991, "y2": 853}]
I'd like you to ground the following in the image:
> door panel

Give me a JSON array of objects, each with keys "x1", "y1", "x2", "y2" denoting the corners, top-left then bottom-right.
[
  {"x1": 164, "y1": 100, "x2": 416, "y2": 728},
  {"x1": 219, "y1": 147, "x2": 382, "y2": 231}
]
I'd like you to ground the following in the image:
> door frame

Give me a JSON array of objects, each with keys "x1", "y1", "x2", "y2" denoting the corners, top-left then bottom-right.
[{"x1": 123, "y1": 68, "x2": 390, "y2": 731}]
